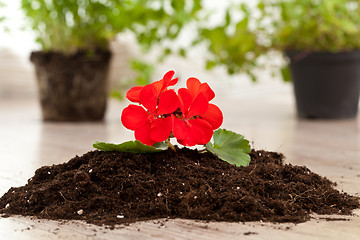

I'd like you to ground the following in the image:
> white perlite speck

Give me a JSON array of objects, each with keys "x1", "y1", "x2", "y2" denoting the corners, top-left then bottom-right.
[
  {"x1": 77, "y1": 209, "x2": 84, "y2": 215},
  {"x1": 5, "y1": 203, "x2": 10, "y2": 208},
  {"x1": 117, "y1": 215, "x2": 125, "y2": 219},
  {"x1": 157, "y1": 192, "x2": 163, "y2": 197}
]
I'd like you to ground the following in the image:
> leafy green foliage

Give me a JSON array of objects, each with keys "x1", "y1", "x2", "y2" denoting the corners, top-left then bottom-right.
[
  {"x1": 129, "y1": 60, "x2": 155, "y2": 86},
  {"x1": 197, "y1": 0, "x2": 360, "y2": 81},
  {"x1": 265, "y1": 0, "x2": 360, "y2": 52},
  {"x1": 0, "y1": 1, "x2": 6, "y2": 23},
  {"x1": 93, "y1": 140, "x2": 166, "y2": 153},
  {"x1": 280, "y1": 66, "x2": 291, "y2": 83},
  {"x1": 109, "y1": 90, "x2": 124, "y2": 101},
  {"x1": 21, "y1": 0, "x2": 202, "y2": 53},
  {"x1": 205, "y1": 129, "x2": 251, "y2": 167},
  {"x1": 197, "y1": 4, "x2": 263, "y2": 81}
]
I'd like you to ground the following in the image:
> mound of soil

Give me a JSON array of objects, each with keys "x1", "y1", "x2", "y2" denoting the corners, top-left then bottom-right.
[{"x1": 0, "y1": 148, "x2": 358, "y2": 226}]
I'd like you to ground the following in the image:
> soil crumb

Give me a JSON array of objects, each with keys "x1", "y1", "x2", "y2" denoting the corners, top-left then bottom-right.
[
  {"x1": 0, "y1": 148, "x2": 358, "y2": 226},
  {"x1": 244, "y1": 231, "x2": 258, "y2": 235}
]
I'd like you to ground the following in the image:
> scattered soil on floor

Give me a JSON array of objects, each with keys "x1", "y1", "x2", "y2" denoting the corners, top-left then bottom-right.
[{"x1": 0, "y1": 148, "x2": 359, "y2": 226}]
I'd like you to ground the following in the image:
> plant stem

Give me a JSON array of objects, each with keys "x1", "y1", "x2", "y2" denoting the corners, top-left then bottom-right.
[
  {"x1": 198, "y1": 148, "x2": 207, "y2": 153},
  {"x1": 166, "y1": 139, "x2": 176, "y2": 152}
]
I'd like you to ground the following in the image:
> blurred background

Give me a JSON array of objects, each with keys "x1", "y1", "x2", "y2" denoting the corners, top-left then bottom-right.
[
  {"x1": 0, "y1": 0, "x2": 359, "y2": 119},
  {"x1": 1, "y1": 4, "x2": 360, "y2": 239},
  {"x1": 0, "y1": 0, "x2": 359, "y2": 201},
  {"x1": 0, "y1": 0, "x2": 284, "y2": 100}
]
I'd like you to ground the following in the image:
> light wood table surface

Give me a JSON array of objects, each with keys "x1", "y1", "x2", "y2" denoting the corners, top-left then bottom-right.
[{"x1": 0, "y1": 83, "x2": 359, "y2": 240}]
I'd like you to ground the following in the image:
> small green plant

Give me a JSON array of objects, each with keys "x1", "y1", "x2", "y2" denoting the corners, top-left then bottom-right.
[
  {"x1": 21, "y1": 0, "x2": 202, "y2": 53},
  {"x1": 197, "y1": 0, "x2": 360, "y2": 81},
  {"x1": 94, "y1": 70, "x2": 251, "y2": 167}
]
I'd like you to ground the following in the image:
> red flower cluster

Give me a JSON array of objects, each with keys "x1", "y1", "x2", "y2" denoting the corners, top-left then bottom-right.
[{"x1": 121, "y1": 70, "x2": 223, "y2": 146}]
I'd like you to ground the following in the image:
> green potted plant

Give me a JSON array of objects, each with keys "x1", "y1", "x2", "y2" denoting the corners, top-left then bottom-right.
[
  {"x1": 198, "y1": 0, "x2": 360, "y2": 119},
  {"x1": 21, "y1": 0, "x2": 202, "y2": 121}
]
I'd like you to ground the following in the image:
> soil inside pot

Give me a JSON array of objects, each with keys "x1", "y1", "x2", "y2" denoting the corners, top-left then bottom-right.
[
  {"x1": 30, "y1": 50, "x2": 111, "y2": 121},
  {"x1": 0, "y1": 148, "x2": 358, "y2": 226}
]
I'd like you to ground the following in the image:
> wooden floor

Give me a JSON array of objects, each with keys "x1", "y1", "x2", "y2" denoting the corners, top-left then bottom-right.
[{"x1": 0, "y1": 81, "x2": 360, "y2": 239}]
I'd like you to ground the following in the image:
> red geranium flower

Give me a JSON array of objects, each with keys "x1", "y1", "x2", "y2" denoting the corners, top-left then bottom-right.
[
  {"x1": 186, "y1": 77, "x2": 215, "y2": 101},
  {"x1": 126, "y1": 70, "x2": 178, "y2": 103},
  {"x1": 122, "y1": 70, "x2": 223, "y2": 147},
  {"x1": 185, "y1": 77, "x2": 223, "y2": 129},
  {"x1": 121, "y1": 84, "x2": 180, "y2": 145},
  {"x1": 172, "y1": 78, "x2": 223, "y2": 146}
]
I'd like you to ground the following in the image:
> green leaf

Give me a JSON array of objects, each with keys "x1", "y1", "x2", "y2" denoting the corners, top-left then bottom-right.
[
  {"x1": 280, "y1": 66, "x2": 291, "y2": 82},
  {"x1": 109, "y1": 89, "x2": 123, "y2": 100},
  {"x1": 93, "y1": 140, "x2": 166, "y2": 153},
  {"x1": 257, "y1": 2, "x2": 264, "y2": 11},
  {"x1": 206, "y1": 60, "x2": 217, "y2": 70},
  {"x1": 205, "y1": 129, "x2": 251, "y2": 167},
  {"x1": 178, "y1": 48, "x2": 186, "y2": 57},
  {"x1": 225, "y1": 10, "x2": 231, "y2": 26}
]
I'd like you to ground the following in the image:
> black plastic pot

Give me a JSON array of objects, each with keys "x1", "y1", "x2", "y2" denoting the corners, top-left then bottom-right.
[
  {"x1": 30, "y1": 50, "x2": 111, "y2": 121},
  {"x1": 286, "y1": 51, "x2": 360, "y2": 119}
]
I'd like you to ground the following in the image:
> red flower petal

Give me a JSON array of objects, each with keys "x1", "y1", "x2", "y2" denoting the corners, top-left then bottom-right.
[
  {"x1": 151, "y1": 80, "x2": 163, "y2": 97},
  {"x1": 186, "y1": 77, "x2": 201, "y2": 97},
  {"x1": 173, "y1": 118, "x2": 213, "y2": 146},
  {"x1": 186, "y1": 77, "x2": 215, "y2": 101},
  {"x1": 149, "y1": 70, "x2": 176, "y2": 98},
  {"x1": 151, "y1": 71, "x2": 177, "y2": 98},
  {"x1": 150, "y1": 117, "x2": 172, "y2": 142},
  {"x1": 187, "y1": 119, "x2": 213, "y2": 145},
  {"x1": 134, "y1": 121, "x2": 156, "y2": 146},
  {"x1": 156, "y1": 70, "x2": 178, "y2": 95},
  {"x1": 162, "y1": 70, "x2": 175, "y2": 88},
  {"x1": 199, "y1": 82, "x2": 215, "y2": 101},
  {"x1": 187, "y1": 93, "x2": 209, "y2": 117},
  {"x1": 121, "y1": 105, "x2": 148, "y2": 130},
  {"x1": 169, "y1": 77, "x2": 178, "y2": 87},
  {"x1": 140, "y1": 84, "x2": 158, "y2": 112},
  {"x1": 178, "y1": 88, "x2": 193, "y2": 114},
  {"x1": 172, "y1": 115, "x2": 189, "y2": 140},
  {"x1": 157, "y1": 90, "x2": 180, "y2": 115},
  {"x1": 126, "y1": 86, "x2": 143, "y2": 103},
  {"x1": 201, "y1": 104, "x2": 223, "y2": 129}
]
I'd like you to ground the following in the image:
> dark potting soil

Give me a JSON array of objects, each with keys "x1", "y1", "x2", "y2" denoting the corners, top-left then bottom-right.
[
  {"x1": 30, "y1": 50, "x2": 111, "y2": 121},
  {"x1": 0, "y1": 148, "x2": 358, "y2": 226}
]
